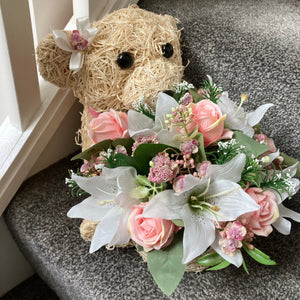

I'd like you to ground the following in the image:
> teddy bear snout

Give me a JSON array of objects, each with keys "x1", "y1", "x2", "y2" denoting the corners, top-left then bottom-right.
[{"x1": 122, "y1": 59, "x2": 184, "y2": 109}]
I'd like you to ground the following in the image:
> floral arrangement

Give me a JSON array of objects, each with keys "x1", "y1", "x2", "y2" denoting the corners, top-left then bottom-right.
[{"x1": 66, "y1": 77, "x2": 300, "y2": 296}]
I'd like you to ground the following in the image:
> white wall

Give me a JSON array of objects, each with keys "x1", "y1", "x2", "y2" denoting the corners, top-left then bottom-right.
[
  {"x1": 0, "y1": 216, "x2": 34, "y2": 296},
  {"x1": 0, "y1": 99, "x2": 82, "y2": 296}
]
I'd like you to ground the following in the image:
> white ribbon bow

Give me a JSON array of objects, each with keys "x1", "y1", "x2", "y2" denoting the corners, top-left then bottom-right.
[{"x1": 52, "y1": 17, "x2": 98, "y2": 73}]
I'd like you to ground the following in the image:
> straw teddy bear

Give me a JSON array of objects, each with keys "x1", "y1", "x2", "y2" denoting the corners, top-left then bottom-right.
[{"x1": 37, "y1": 5, "x2": 184, "y2": 241}]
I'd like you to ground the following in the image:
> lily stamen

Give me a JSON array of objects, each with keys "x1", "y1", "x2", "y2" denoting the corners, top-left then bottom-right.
[
  {"x1": 197, "y1": 178, "x2": 211, "y2": 198},
  {"x1": 235, "y1": 94, "x2": 248, "y2": 115},
  {"x1": 99, "y1": 199, "x2": 114, "y2": 205}
]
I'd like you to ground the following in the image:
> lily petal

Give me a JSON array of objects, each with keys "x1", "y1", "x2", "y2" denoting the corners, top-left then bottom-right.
[
  {"x1": 157, "y1": 129, "x2": 182, "y2": 148},
  {"x1": 143, "y1": 190, "x2": 183, "y2": 220},
  {"x1": 181, "y1": 204, "x2": 216, "y2": 264},
  {"x1": 89, "y1": 206, "x2": 121, "y2": 253},
  {"x1": 128, "y1": 110, "x2": 154, "y2": 139},
  {"x1": 154, "y1": 93, "x2": 179, "y2": 130},
  {"x1": 278, "y1": 204, "x2": 300, "y2": 222},
  {"x1": 72, "y1": 173, "x2": 117, "y2": 197},
  {"x1": 272, "y1": 216, "x2": 291, "y2": 235},
  {"x1": 109, "y1": 208, "x2": 131, "y2": 246},
  {"x1": 211, "y1": 233, "x2": 243, "y2": 267},
  {"x1": 208, "y1": 153, "x2": 246, "y2": 183},
  {"x1": 208, "y1": 180, "x2": 260, "y2": 221},
  {"x1": 246, "y1": 104, "x2": 274, "y2": 127},
  {"x1": 67, "y1": 196, "x2": 115, "y2": 221}
]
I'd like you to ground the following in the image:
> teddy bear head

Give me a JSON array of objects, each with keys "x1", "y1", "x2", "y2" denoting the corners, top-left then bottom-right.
[{"x1": 37, "y1": 5, "x2": 184, "y2": 149}]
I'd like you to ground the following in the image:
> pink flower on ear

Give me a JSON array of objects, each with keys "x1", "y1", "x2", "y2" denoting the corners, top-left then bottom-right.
[
  {"x1": 239, "y1": 188, "x2": 279, "y2": 237},
  {"x1": 189, "y1": 100, "x2": 226, "y2": 147},
  {"x1": 128, "y1": 202, "x2": 180, "y2": 251},
  {"x1": 88, "y1": 109, "x2": 129, "y2": 144}
]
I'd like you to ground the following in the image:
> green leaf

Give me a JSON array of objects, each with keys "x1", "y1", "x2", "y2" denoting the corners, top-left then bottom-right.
[
  {"x1": 172, "y1": 219, "x2": 184, "y2": 227},
  {"x1": 71, "y1": 139, "x2": 113, "y2": 161},
  {"x1": 242, "y1": 258, "x2": 249, "y2": 275},
  {"x1": 234, "y1": 131, "x2": 269, "y2": 157},
  {"x1": 71, "y1": 138, "x2": 135, "y2": 161},
  {"x1": 147, "y1": 232, "x2": 186, "y2": 296},
  {"x1": 136, "y1": 175, "x2": 152, "y2": 187},
  {"x1": 196, "y1": 252, "x2": 225, "y2": 267},
  {"x1": 113, "y1": 143, "x2": 179, "y2": 175},
  {"x1": 194, "y1": 133, "x2": 207, "y2": 163},
  {"x1": 130, "y1": 186, "x2": 149, "y2": 198},
  {"x1": 280, "y1": 153, "x2": 300, "y2": 177},
  {"x1": 207, "y1": 260, "x2": 231, "y2": 271},
  {"x1": 242, "y1": 244, "x2": 276, "y2": 265}
]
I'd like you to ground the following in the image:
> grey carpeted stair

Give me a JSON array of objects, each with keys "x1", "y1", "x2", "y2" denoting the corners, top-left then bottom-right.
[{"x1": 4, "y1": 0, "x2": 300, "y2": 299}]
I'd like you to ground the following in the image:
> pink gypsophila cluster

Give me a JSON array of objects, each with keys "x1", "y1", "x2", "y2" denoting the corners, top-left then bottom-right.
[
  {"x1": 219, "y1": 221, "x2": 247, "y2": 256},
  {"x1": 148, "y1": 153, "x2": 179, "y2": 184},
  {"x1": 70, "y1": 30, "x2": 88, "y2": 50},
  {"x1": 132, "y1": 134, "x2": 159, "y2": 154},
  {"x1": 180, "y1": 139, "x2": 198, "y2": 155}
]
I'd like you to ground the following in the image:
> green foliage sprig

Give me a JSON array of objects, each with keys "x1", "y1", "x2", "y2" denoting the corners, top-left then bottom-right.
[
  {"x1": 132, "y1": 96, "x2": 155, "y2": 120},
  {"x1": 66, "y1": 170, "x2": 87, "y2": 197}
]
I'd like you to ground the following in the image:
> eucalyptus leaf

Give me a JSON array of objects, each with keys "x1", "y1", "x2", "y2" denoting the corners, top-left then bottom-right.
[
  {"x1": 197, "y1": 252, "x2": 224, "y2": 267},
  {"x1": 147, "y1": 232, "x2": 186, "y2": 296},
  {"x1": 207, "y1": 260, "x2": 231, "y2": 271},
  {"x1": 233, "y1": 131, "x2": 268, "y2": 157},
  {"x1": 242, "y1": 244, "x2": 276, "y2": 265},
  {"x1": 281, "y1": 153, "x2": 300, "y2": 177}
]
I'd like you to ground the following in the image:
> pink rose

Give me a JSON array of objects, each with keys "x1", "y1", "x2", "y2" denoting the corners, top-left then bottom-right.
[
  {"x1": 88, "y1": 109, "x2": 129, "y2": 144},
  {"x1": 239, "y1": 188, "x2": 279, "y2": 237},
  {"x1": 128, "y1": 202, "x2": 180, "y2": 251},
  {"x1": 189, "y1": 100, "x2": 225, "y2": 147}
]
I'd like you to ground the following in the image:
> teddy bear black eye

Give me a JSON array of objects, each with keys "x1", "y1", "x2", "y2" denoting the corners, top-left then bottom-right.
[
  {"x1": 162, "y1": 43, "x2": 174, "y2": 58},
  {"x1": 116, "y1": 52, "x2": 133, "y2": 69}
]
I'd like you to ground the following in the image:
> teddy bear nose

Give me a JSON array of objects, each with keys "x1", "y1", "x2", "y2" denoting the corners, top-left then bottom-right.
[
  {"x1": 117, "y1": 52, "x2": 133, "y2": 69},
  {"x1": 163, "y1": 90, "x2": 174, "y2": 97}
]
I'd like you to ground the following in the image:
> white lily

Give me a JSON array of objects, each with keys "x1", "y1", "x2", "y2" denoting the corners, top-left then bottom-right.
[
  {"x1": 128, "y1": 93, "x2": 182, "y2": 148},
  {"x1": 143, "y1": 172, "x2": 259, "y2": 264},
  {"x1": 269, "y1": 163, "x2": 300, "y2": 234},
  {"x1": 67, "y1": 167, "x2": 140, "y2": 253},
  {"x1": 52, "y1": 17, "x2": 98, "y2": 72},
  {"x1": 217, "y1": 92, "x2": 273, "y2": 138}
]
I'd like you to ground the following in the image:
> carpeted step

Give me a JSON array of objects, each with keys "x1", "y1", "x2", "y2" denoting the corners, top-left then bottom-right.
[{"x1": 4, "y1": 0, "x2": 300, "y2": 299}]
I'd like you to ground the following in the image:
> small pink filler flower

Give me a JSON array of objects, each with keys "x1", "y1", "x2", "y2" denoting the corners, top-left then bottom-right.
[
  {"x1": 128, "y1": 202, "x2": 180, "y2": 251},
  {"x1": 219, "y1": 221, "x2": 247, "y2": 256},
  {"x1": 88, "y1": 109, "x2": 129, "y2": 144}
]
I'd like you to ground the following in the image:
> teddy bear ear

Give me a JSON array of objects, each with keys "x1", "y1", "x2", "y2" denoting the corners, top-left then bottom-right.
[{"x1": 36, "y1": 33, "x2": 76, "y2": 88}]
